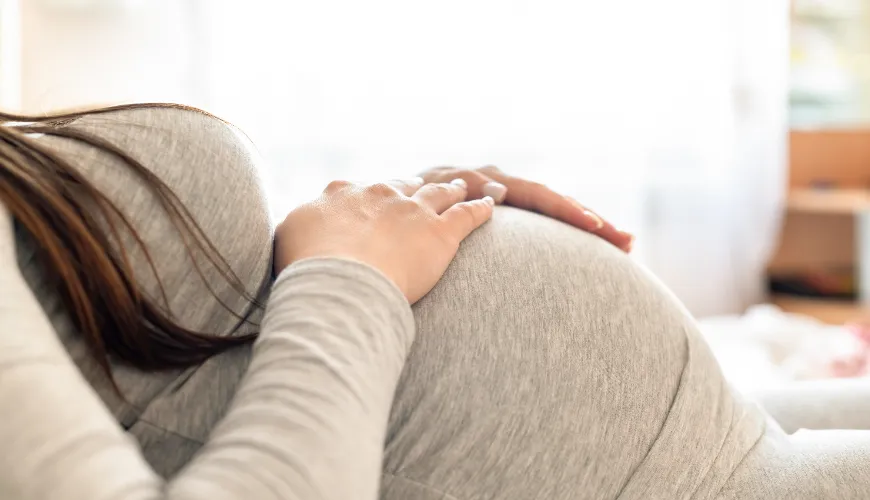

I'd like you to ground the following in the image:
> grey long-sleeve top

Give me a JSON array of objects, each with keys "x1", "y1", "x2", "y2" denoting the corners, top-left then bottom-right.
[{"x1": 0, "y1": 201, "x2": 414, "y2": 499}]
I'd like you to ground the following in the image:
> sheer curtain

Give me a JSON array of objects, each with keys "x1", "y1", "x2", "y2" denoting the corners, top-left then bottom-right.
[
  {"x1": 191, "y1": 0, "x2": 788, "y2": 317},
  {"x1": 636, "y1": 0, "x2": 790, "y2": 316},
  {"x1": 12, "y1": 0, "x2": 788, "y2": 317},
  {"x1": 195, "y1": 0, "x2": 655, "y2": 223}
]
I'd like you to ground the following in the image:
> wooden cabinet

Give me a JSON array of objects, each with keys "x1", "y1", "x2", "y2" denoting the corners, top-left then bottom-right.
[{"x1": 768, "y1": 130, "x2": 870, "y2": 323}]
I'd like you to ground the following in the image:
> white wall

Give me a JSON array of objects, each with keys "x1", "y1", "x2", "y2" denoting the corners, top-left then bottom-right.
[
  {"x1": 0, "y1": 0, "x2": 21, "y2": 109},
  {"x1": 18, "y1": 0, "x2": 200, "y2": 113}
]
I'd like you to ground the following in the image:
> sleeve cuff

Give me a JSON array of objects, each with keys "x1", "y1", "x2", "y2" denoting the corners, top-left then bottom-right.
[{"x1": 269, "y1": 256, "x2": 416, "y2": 356}]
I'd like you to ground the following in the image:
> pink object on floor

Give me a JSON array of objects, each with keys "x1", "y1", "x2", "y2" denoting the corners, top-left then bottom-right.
[{"x1": 829, "y1": 323, "x2": 870, "y2": 378}]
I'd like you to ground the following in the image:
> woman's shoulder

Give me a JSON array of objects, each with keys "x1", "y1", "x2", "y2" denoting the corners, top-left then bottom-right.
[
  {"x1": 34, "y1": 104, "x2": 269, "y2": 227},
  {"x1": 63, "y1": 104, "x2": 256, "y2": 160}
]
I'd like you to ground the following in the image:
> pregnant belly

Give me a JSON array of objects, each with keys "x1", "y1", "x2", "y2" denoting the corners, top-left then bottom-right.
[{"x1": 382, "y1": 206, "x2": 765, "y2": 500}]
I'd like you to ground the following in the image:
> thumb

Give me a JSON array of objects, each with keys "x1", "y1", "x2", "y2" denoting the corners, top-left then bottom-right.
[{"x1": 441, "y1": 197, "x2": 495, "y2": 243}]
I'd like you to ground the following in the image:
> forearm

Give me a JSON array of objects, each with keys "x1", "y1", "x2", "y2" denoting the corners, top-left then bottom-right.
[
  {"x1": 172, "y1": 258, "x2": 414, "y2": 499},
  {"x1": 1, "y1": 245, "x2": 413, "y2": 499}
]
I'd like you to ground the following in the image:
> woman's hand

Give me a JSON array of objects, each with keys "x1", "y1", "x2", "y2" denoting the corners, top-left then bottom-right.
[
  {"x1": 420, "y1": 165, "x2": 633, "y2": 252},
  {"x1": 274, "y1": 178, "x2": 494, "y2": 304}
]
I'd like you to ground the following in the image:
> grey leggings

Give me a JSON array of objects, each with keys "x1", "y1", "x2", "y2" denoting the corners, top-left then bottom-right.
[{"x1": 33, "y1": 107, "x2": 870, "y2": 499}]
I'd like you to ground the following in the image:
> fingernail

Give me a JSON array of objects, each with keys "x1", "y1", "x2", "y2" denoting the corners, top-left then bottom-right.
[
  {"x1": 451, "y1": 178, "x2": 468, "y2": 189},
  {"x1": 483, "y1": 195, "x2": 495, "y2": 206},
  {"x1": 482, "y1": 181, "x2": 507, "y2": 203},
  {"x1": 413, "y1": 176, "x2": 426, "y2": 186},
  {"x1": 583, "y1": 210, "x2": 604, "y2": 230},
  {"x1": 566, "y1": 197, "x2": 605, "y2": 230}
]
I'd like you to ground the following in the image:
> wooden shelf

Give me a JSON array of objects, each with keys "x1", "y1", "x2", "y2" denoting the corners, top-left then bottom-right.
[
  {"x1": 771, "y1": 295, "x2": 870, "y2": 324},
  {"x1": 774, "y1": 130, "x2": 870, "y2": 324},
  {"x1": 787, "y1": 188, "x2": 870, "y2": 214}
]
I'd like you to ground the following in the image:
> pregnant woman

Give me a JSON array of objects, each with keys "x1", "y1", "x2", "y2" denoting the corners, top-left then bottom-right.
[{"x1": 1, "y1": 104, "x2": 868, "y2": 500}]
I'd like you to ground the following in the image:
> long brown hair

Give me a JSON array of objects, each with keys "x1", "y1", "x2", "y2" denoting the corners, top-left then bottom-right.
[{"x1": 0, "y1": 103, "x2": 260, "y2": 386}]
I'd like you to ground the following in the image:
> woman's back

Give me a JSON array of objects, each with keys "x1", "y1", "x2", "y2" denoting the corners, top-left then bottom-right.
[{"x1": 13, "y1": 106, "x2": 273, "y2": 475}]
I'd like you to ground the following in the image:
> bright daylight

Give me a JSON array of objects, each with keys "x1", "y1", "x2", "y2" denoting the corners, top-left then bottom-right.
[{"x1": 1, "y1": 0, "x2": 869, "y2": 499}]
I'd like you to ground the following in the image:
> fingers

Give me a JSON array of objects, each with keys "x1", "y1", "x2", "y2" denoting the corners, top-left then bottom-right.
[
  {"x1": 478, "y1": 167, "x2": 581, "y2": 222},
  {"x1": 419, "y1": 166, "x2": 636, "y2": 252},
  {"x1": 480, "y1": 180, "x2": 508, "y2": 204},
  {"x1": 441, "y1": 197, "x2": 495, "y2": 242},
  {"x1": 387, "y1": 177, "x2": 426, "y2": 196},
  {"x1": 412, "y1": 178, "x2": 469, "y2": 214},
  {"x1": 489, "y1": 176, "x2": 603, "y2": 233},
  {"x1": 479, "y1": 166, "x2": 635, "y2": 252},
  {"x1": 422, "y1": 167, "x2": 509, "y2": 204},
  {"x1": 476, "y1": 165, "x2": 511, "y2": 203},
  {"x1": 483, "y1": 169, "x2": 560, "y2": 215},
  {"x1": 564, "y1": 197, "x2": 634, "y2": 252},
  {"x1": 445, "y1": 170, "x2": 507, "y2": 203},
  {"x1": 535, "y1": 192, "x2": 634, "y2": 252}
]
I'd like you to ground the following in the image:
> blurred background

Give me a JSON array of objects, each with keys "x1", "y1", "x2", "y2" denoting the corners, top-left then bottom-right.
[{"x1": 5, "y1": 0, "x2": 870, "y2": 390}]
